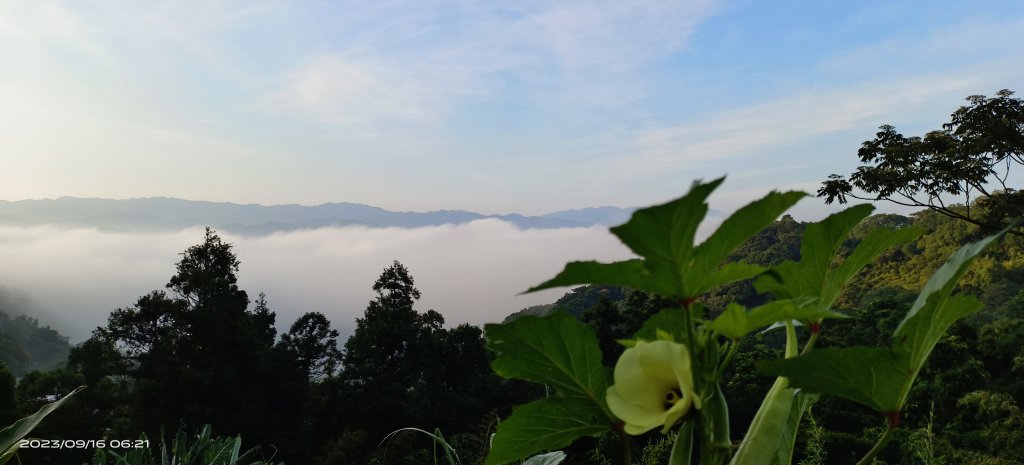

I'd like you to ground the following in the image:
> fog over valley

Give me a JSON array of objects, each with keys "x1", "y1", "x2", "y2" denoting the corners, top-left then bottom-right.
[{"x1": 0, "y1": 220, "x2": 642, "y2": 342}]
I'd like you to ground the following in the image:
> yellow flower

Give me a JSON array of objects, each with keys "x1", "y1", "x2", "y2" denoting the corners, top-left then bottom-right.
[{"x1": 606, "y1": 339, "x2": 698, "y2": 435}]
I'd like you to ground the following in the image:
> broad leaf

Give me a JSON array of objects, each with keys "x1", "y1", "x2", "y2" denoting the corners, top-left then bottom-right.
[
  {"x1": 754, "y1": 206, "x2": 870, "y2": 298},
  {"x1": 897, "y1": 293, "x2": 983, "y2": 372},
  {"x1": 0, "y1": 386, "x2": 84, "y2": 464},
  {"x1": 530, "y1": 179, "x2": 801, "y2": 299},
  {"x1": 821, "y1": 226, "x2": 922, "y2": 304},
  {"x1": 525, "y1": 259, "x2": 670, "y2": 295},
  {"x1": 755, "y1": 205, "x2": 871, "y2": 299},
  {"x1": 633, "y1": 307, "x2": 686, "y2": 342},
  {"x1": 708, "y1": 300, "x2": 846, "y2": 340},
  {"x1": 690, "y1": 262, "x2": 766, "y2": 297},
  {"x1": 688, "y1": 190, "x2": 806, "y2": 295},
  {"x1": 486, "y1": 397, "x2": 608, "y2": 465},
  {"x1": 758, "y1": 347, "x2": 908, "y2": 413},
  {"x1": 486, "y1": 311, "x2": 612, "y2": 414},
  {"x1": 755, "y1": 205, "x2": 919, "y2": 310},
  {"x1": 610, "y1": 178, "x2": 722, "y2": 269},
  {"x1": 893, "y1": 230, "x2": 1004, "y2": 369}
]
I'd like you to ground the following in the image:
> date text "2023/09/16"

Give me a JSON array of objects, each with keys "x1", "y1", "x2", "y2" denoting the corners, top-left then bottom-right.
[{"x1": 19, "y1": 439, "x2": 150, "y2": 449}]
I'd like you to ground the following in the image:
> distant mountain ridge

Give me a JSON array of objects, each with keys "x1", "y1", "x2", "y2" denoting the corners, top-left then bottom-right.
[{"x1": 0, "y1": 197, "x2": 640, "y2": 235}]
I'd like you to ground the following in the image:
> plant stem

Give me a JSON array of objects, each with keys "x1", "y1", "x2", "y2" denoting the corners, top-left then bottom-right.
[
  {"x1": 800, "y1": 331, "x2": 819, "y2": 356},
  {"x1": 617, "y1": 426, "x2": 633, "y2": 465},
  {"x1": 680, "y1": 299, "x2": 702, "y2": 389},
  {"x1": 784, "y1": 321, "x2": 798, "y2": 358},
  {"x1": 715, "y1": 339, "x2": 740, "y2": 380},
  {"x1": 854, "y1": 421, "x2": 896, "y2": 465}
]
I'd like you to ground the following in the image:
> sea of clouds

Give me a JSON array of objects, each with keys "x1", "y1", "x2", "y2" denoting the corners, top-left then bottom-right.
[{"x1": 0, "y1": 219, "x2": 654, "y2": 342}]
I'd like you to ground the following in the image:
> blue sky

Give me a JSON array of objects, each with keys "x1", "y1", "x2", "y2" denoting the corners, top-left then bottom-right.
[{"x1": 2, "y1": 0, "x2": 1023, "y2": 216}]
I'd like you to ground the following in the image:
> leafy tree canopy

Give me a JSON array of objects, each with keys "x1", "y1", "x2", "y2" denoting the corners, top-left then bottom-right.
[{"x1": 819, "y1": 89, "x2": 1024, "y2": 233}]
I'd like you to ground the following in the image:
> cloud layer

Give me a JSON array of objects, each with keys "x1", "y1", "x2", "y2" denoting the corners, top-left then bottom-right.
[{"x1": 0, "y1": 221, "x2": 635, "y2": 343}]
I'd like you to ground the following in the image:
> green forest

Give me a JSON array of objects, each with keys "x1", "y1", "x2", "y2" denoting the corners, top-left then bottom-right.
[{"x1": 0, "y1": 202, "x2": 1021, "y2": 465}]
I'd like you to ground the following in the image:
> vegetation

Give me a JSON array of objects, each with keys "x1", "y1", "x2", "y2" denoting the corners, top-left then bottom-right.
[
  {"x1": 0, "y1": 194, "x2": 1016, "y2": 464},
  {"x1": 819, "y1": 89, "x2": 1023, "y2": 233},
  {"x1": 0, "y1": 298, "x2": 70, "y2": 377},
  {"x1": 0, "y1": 89, "x2": 1021, "y2": 463}
]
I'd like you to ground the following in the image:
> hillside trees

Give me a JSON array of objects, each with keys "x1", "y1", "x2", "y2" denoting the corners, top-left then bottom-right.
[
  {"x1": 339, "y1": 260, "x2": 458, "y2": 438},
  {"x1": 279, "y1": 311, "x2": 343, "y2": 382},
  {"x1": 819, "y1": 89, "x2": 1024, "y2": 233},
  {"x1": 72, "y1": 228, "x2": 305, "y2": 461},
  {"x1": 320, "y1": 260, "x2": 511, "y2": 464}
]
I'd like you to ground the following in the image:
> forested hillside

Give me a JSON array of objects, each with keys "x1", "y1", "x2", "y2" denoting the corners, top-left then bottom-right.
[
  {"x1": 0, "y1": 292, "x2": 70, "y2": 377},
  {"x1": 1, "y1": 207, "x2": 1021, "y2": 464}
]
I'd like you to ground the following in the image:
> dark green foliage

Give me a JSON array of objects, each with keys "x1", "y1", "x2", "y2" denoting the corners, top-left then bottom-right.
[
  {"x1": 484, "y1": 311, "x2": 615, "y2": 465},
  {"x1": 336, "y1": 260, "x2": 509, "y2": 458},
  {"x1": 0, "y1": 308, "x2": 70, "y2": 377},
  {"x1": 279, "y1": 311, "x2": 342, "y2": 381},
  {"x1": 554, "y1": 286, "x2": 628, "y2": 317},
  {"x1": 0, "y1": 365, "x2": 14, "y2": 426},
  {"x1": 68, "y1": 228, "x2": 306, "y2": 462},
  {"x1": 580, "y1": 298, "x2": 628, "y2": 366}
]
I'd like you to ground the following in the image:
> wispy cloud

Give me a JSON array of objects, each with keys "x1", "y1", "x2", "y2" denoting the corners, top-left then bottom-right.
[
  {"x1": 631, "y1": 74, "x2": 981, "y2": 168},
  {"x1": 270, "y1": 0, "x2": 719, "y2": 125},
  {"x1": 272, "y1": 54, "x2": 451, "y2": 125}
]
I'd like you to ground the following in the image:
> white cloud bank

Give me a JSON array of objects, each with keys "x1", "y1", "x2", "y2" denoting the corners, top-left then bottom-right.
[{"x1": 0, "y1": 221, "x2": 636, "y2": 343}]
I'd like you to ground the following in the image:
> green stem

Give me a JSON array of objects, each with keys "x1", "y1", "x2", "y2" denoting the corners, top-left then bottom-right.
[
  {"x1": 680, "y1": 299, "x2": 703, "y2": 394},
  {"x1": 784, "y1": 321, "x2": 798, "y2": 359},
  {"x1": 800, "y1": 331, "x2": 818, "y2": 356},
  {"x1": 714, "y1": 340, "x2": 740, "y2": 380},
  {"x1": 681, "y1": 299, "x2": 697, "y2": 354},
  {"x1": 854, "y1": 421, "x2": 896, "y2": 465}
]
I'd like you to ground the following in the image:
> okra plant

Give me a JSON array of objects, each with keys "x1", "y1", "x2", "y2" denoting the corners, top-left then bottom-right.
[{"x1": 482, "y1": 178, "x2": 1006, "y2": 465}]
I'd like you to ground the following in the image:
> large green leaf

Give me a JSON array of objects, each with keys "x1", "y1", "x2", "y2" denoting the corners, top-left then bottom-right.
[
  {"x1": 529, "y1": 179, "x2": 801, "y2": 299},
  {"x1": 821, "y1": 226, "x2": 923, "y2": 304},
  {"x1": 687, "y1": 191, "x2": 806, "y2": 295},
  {"x1": 0, "y1": 386, "x2": 84, "y2": 464},
  {"x1": 761, "y1": 230, "x2": 1007, "y2": 416},
  {"x1": 708, "y1": 300, "x2": 846, "y2": 340},
  {"x1": 610, "y1": 178, "x2": 722, "y2": 269},
  {"x1": 525, "y1": 260, "x2": 673, "y2": 297},
  {"x1": 485, "y1": 311, "x2": 612, "y2": 413},
  {"x1": 893, "y1": 230, "x2": 1004, "y2": 369},
  {"x1": 897, "y1": 293, "x2": 983, "y2": 371},
  {"x1": 755, "y1": 205, "x2": 919, "y2": 310},
  {"x1": 632, "y1": 307, "x2": 686, "y2": 343},
  {"x1": 753, "y1": 206, "x2": 866, "y2": 298},
  {"x1": 758, "y1": 347, "x2": 908, "y2": 413},
  {"x1": 690, "y1": 262, "x2": 766, "y2": 298},
  {"x1": 754, "y1": 205, "x2": 872, "y2": 299},
  {"x1": 485, "y1": 397, "x2": 608, "y2": 465}
]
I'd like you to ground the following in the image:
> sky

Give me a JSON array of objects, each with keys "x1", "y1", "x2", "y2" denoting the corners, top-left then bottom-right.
[
  {"x1": 2, "y1": 0, "x2": 1022, "y2": 215},
  {"x1": 1, "y1": 1, "x2": 1023, "y2": 341}
]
